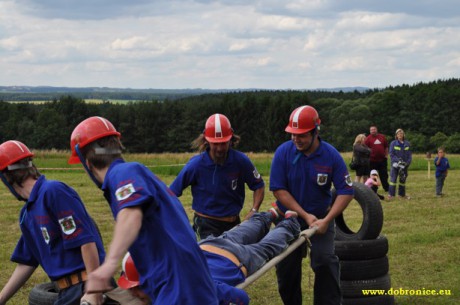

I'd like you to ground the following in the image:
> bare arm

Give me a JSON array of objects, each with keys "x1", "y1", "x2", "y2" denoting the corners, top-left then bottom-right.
[
  {"x1": 311, "y1": 194, "x2": 353, "y2": 234},
  {"x1": 81, "y1": 242, "x2": 101, "y2": 273},
  {"x1": 85, "y1": 207, "x2": 143, "y2": 293},
  {"x1": 81, "y1": 242, "x2": 104, "y2": 304},
  {"x1": 0, "y1": 264, "x2": 36, "y2": 305},
  {"x1": 244, "y1": 187, "x2": 265, "y2": 220},
  {"x1": 273, "y1": 189, "x2": 318, "y2": 226}
]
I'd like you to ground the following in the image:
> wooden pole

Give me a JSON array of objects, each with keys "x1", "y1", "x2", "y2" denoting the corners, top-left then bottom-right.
[
  {"x1": 427, "y1": 159, "x2": 431, "y2": 179},
  {"x1": 426, "y1": 152, "x2": 432, "y2": 179}
]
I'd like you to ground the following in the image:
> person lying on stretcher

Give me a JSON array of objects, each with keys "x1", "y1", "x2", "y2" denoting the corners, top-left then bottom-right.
[{"x1": 118, "y1": 210, "x2": 300, "y2": 305}]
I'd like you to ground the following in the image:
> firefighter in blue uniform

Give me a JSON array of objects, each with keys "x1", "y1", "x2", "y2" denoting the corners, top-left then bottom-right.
[
  {"x1": 170, "y1": 113, "x2": 265, "y2": 240},
  {"x1": 0, "y1": 140, "x2": 105, "y2": 305},
  {"x1": 270, "y1": 105, "x2": 354, "y2": 305},
  {"x1": 388, "y1": 128, "x2": 412, "y2": 200},
  {"x1": 68, "y1": 116, "x2": 218, "y2": 305}
]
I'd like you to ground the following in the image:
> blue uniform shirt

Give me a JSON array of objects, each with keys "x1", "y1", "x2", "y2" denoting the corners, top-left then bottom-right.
[
  {"x1": 102, "y1": 159, "x2": 218, "y2": 305},
  {"x1": 204, "y1": 252, "x2": 249, "y2": 305},
  {"x1": 270, "y1": 140, "x2": 353, "y2": 220},
  {"x1": 11, "y1": 175, "x2": 105, "y2": 280},
  {"x1": 434, "y1": 156, "x2": 450, "y2": 177},
  {"x1": 170, "y1": 149, "x2": 264, "y2": 217}
]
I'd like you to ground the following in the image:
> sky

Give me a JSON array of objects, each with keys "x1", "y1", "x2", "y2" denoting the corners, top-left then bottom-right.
[{"x1": 1, "y1": 0, "x2": 459, "y2": 90}]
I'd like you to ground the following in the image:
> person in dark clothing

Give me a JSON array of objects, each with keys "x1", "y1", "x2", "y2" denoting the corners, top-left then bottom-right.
[
  {"x1": 170, "y1": 113, "x2": 265, "y2": 240},
  {"x1": 352, "y1": 134, "x2": 371, "y2": 183},
  {"x1": 434, "y1": 147, "x2": 450, "y2": 197},
  {"x1": 388, "y1": 128, "x2": 412, "y2": 200},
  {"x1": 270, "y1": 105, "x2": 354, "y2": 305},
  {"x1": 365, "y1": 125, "x2": 389, "y2": 192}
]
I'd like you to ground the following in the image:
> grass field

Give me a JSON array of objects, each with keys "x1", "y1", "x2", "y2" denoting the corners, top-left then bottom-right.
[{"x1": 0, "y1": 152, "x2": 458, "y2": 305}]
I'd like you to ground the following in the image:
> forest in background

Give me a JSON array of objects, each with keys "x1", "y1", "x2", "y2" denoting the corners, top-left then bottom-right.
[{"x1": 1, "y1": 78, "x2": 459, "y2": 153}]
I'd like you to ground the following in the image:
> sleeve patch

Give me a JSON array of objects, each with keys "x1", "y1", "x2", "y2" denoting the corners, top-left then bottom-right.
[
  {"x1": 345, "y1": 174, "x2": 353, "y2": 186},
  {"x1": 116, "y1": 183, "x2": 136, "y2": 201},
  {"x1": 253, "y1": 169, "x2": 261, "y2": 179},
  {"x1": 59, "y1": 216, "x2": 76, "y2": 235}
]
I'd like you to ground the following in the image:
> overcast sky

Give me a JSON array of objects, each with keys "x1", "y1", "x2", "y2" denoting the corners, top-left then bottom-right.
[{"x1": 1, "y1": 0, "x2": 459, "y2": 90}]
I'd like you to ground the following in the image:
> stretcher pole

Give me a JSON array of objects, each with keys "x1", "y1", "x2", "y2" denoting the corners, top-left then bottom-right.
[{"x1": 236, "y1": 226, "x2": 318, "y2": 289}]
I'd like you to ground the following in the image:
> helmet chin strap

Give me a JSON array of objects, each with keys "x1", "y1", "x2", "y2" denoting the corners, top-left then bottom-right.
[
  {"x1": 0, "y1": 172, "x2": 26, "y2": 201},
  {"x1": 292, "y1": 126, "x2": 319, "y2": 165},
  {"x1": 75, "y1": 144, "x2": 103, "y2": 189},
  {"x1": 304, "y1": 126, "x2": 319, "y2": 153}
]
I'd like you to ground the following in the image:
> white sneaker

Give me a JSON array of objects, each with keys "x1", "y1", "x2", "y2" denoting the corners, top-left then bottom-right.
[{"x1": 285, "y1": 210, "x2": 298, "y2": 219}]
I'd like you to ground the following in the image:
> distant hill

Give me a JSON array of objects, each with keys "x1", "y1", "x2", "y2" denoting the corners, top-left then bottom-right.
[
  {"x1": 313, "y1": 86, "x2": 372, "y2": 93},
  {"x1": 0, "y1": 85, "x2": 221, "y2": 94},
  {"x1": 0, "y1": 85, "x2": 371, "y2": 102}
]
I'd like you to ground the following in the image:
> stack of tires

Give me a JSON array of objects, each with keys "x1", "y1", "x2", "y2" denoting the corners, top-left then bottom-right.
[{"x1": 334, "y1": 182, "x2": 395, "y2": 305}]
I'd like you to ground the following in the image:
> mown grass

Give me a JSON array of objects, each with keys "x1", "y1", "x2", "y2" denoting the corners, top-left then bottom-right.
[{"x1": 0, "y1": 152, "x2": 458, "y2": 305}]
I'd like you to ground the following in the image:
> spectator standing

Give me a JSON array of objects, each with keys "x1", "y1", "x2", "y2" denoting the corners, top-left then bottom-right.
[
  {"x1": 68, "y1": 116, "x2": 218, "y2": 305},
  {"x1": 388, "y1": 129, "x2": 412, "y2": 200},
  {"x1": 434, "y1": 147, "x2": 450, "y2": 197},
  {"x1": 365, "y1": 125, "x2": 389, "y2": 192},
  {"x1": 170, "y1": 113, "x2": 265, "y2": 240},
  {"x1": 352, "y1": 134, "x2": 371, "y2": 183},
  {"x1": 0, "y1": 140, "x2": 105, "y2": 305},
  {"x1": 269, "y1": 105, "x2": 354, "y2": 305}
]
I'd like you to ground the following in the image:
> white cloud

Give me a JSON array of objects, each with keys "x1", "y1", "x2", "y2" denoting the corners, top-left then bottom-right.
[{"x1": 0, "y1": 0, "x2": 459, "y2": 89}]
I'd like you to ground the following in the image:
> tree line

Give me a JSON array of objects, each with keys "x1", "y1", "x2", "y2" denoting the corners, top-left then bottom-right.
[{"x1": 1, "y1": 78, "x2": 459, "y2": 153}]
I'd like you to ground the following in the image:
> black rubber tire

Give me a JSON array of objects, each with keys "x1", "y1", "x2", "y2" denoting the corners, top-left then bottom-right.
[
  {"x1": 334, "y1": 182, "x2": 383, "y2": 241},
  {"x1": 28, "y1": 282, "x2": 58, "y2": 305},
  {"x1": 335, "y1": 235, "x2": 389, "y2": 260},
  {"x1": 341, "y1": 274, "x2": 392, "y2": 298},
  {"x1": 342, "y1": 295, "x2": 395, "y2": 305},
  {"x1": 340, "y1": 256, "x2": 389, "y2": 280}
]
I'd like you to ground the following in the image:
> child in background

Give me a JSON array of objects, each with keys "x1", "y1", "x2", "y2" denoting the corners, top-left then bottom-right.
[
  {"x1": 365, "y1": 169, "x2": 384, "y2": 200},
  {"x1": 434, "y1": 147, "x2": 450, "y2": 197}
]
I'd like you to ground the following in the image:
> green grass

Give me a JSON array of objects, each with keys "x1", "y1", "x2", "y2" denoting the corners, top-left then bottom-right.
[{"x1": 0, "y1": 152, "x2": 458, "y2": 304}]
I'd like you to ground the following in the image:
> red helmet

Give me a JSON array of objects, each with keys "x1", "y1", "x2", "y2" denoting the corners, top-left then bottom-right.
[
  {"x1": 285, "y1": 105, "x2": 321, "y2": 134},
  {"x1": 68, "y1": 116, "x2": 120, "y2": 164},
  {"x1": 118, "y1": 253, "x2": 140, "y2": 289},
  {"x1": 204, "y1": 113, "x2": 233, "y2": 143},
  {"x1": 0, "y1": 140, "x2": 34, "y2": 171}
]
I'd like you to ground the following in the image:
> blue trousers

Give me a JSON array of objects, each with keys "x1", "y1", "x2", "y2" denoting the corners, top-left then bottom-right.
[
  {"x1": 276, "y1": 221, "x2": 341, "y2": 305},
  {"x1": 54, "y1": 282, "x2": 84, "y2": 305},
  {"x1": 193, "y1": 214, "x2": 241, "y2": 240},
  {"x1": 200, "y1": 212, "x2": 300, "y2": 276},
  {"x1": 436, "y1": 176, "x2": 446, "y2": 195},
  {"x1": 54, "y1": 278, "x2": 117, "y2": 305},
  {"x1": 389, "y1": 166, "x2": 408, "y2": 196}
]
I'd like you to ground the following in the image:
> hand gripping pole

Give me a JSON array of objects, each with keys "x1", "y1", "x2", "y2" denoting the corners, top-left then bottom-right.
[{"x1": 236, "y1": 226, "x2": 318, "y2": 289}]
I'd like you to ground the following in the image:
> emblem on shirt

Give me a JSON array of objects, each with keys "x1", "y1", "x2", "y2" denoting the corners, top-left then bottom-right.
[
  {"x1": 59, "y1": 216, "x2": 76, "y2": 235},
  {"x1": 253, "y1": 169, "x2": 261, "y2": 179},
  {"x1": 232, "y1": 179, "x2": 238, "y2": 190},
  {"x1": 116, "y1": 183, "x2": 136, "y2": 201},
  {"x1": 317, "y1": 173, "x2": 328, "y2": 185},
  {"x1": 41, "y1": 227, "x2": 50, "y2": 244},
  {"x1": 374, "y1": 139, "x2": 382, "y2": 145},
  {"x1": 345, "y1": 174, "x2": 353, "y2": 186}
]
